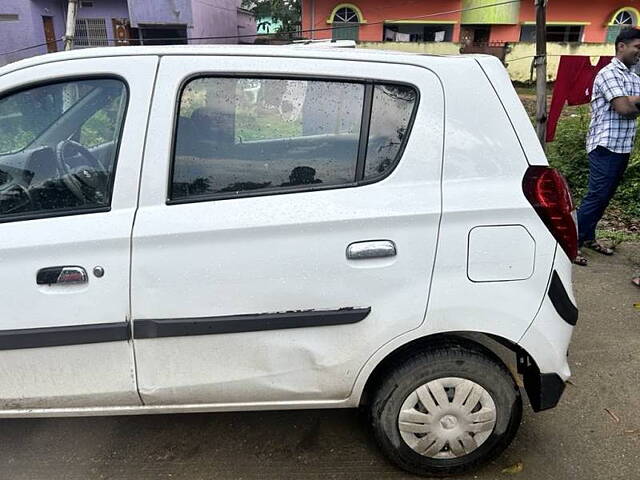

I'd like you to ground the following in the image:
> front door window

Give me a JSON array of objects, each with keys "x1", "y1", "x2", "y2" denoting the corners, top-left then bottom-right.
[{"x1": 0, "y1": 78, "x2": 127, "y2": 219}]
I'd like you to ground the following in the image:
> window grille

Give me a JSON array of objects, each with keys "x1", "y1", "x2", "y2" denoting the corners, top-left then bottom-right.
[{"x1": 75, "y1": 18, "x2": 108, "y2": 47}]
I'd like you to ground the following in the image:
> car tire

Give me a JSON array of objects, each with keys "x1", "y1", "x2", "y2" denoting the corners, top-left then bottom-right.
[{"x1": 369, "y1": 341, "x2": 522, "y2": 477}]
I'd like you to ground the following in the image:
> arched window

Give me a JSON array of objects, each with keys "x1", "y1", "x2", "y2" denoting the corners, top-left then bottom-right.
[
  {"x1": 327, "y1": 4, "x2": 365, "y2": 41},
  {"x1": 613, "y1": 9, "x2": 638, "y2": 26},
  {"x1": 334, "y1": 7, "x2": 359, "y2": 24},
  {"x1": 607, "y1": 8, "x2": 640, "y2": 42}
]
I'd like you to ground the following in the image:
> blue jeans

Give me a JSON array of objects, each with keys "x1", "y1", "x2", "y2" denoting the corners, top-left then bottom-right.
[{"x1": 577, "y1": 146, "x2": 629, "y2": 244}]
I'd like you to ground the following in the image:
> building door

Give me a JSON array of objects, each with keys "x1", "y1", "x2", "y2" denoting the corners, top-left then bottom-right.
[
  {"x1": 112, "y1": 18, "x2": 131, "y2": 46},
  {"x1": 460, "y1": 25, "x2": 491, "y2": 44},
  {"x1": 42, "y1": 16, "x2": 57, "y2": 53},
  {"x1": 331, "y1": 7, "x2": 360, "y2": 41}
]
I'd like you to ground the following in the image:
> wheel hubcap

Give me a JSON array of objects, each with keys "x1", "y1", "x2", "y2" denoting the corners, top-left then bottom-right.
[
  {"x1": 440, "y1": 414, "x2": 458, "y2": 430},
  {"x1": 397, "y1": 377, "x2": 497, "y2": 459}
]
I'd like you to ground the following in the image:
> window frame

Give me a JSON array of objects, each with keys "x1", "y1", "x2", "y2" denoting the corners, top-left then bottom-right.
[
  {"x1": 520, "y1": 24, "x2": 584, "y2": 43},
  {"x1": 545, "y1": 25, "x2": 583, "y2": 43},
  {"x1": 0, "y1": 75, "x2": 130, "y2": 224},
  {"x1": 166, "y1": 73, "x2": 420, "y2": 205},
  {"x1": 74, "y1": 17, "x2": 109, "y2": 48}
]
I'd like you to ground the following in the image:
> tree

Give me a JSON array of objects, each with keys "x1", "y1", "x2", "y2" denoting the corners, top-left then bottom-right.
[{"x1": 242, "y1": 0, "x2": 301, "y2": 37}]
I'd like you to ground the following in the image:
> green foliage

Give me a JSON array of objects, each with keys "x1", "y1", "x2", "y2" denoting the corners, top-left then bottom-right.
[
  {"x1": 80, "y1": 109, "x2": 115, "y2": 147},
  {"x1": 242, "y1": 0, "x2": 301, "y2": 36},
  {"x1": 236, "y1": 110, "x2": 302, "y2": 141},
  {"x1": 547, "y1": 106, "x2": 640, "y2": 219},
  {"x1": 596, "y1": 228, "x2": 640, "y2": 246},
  {"x1": 0, "y1": 127, "x2": 35, "y2": 155}
]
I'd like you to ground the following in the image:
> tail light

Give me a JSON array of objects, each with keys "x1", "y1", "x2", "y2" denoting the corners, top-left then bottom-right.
[{"x1": 522, "y1": 166, "x2": 578, "y2": 261}]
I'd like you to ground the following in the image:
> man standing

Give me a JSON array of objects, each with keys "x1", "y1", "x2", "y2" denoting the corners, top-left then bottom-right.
[{"x1": 576, "y1": 28, "x2": 640, "y2": 266}]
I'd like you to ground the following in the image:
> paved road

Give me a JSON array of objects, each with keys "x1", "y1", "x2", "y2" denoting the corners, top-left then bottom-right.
[{"x1": 2, "y1": 246, "x2": 640, "y2": 479}]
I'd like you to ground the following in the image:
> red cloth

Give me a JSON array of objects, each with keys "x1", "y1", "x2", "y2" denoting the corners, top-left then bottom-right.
[{"x1": 546, "y1": 56, "x2": 613, "y2": 142}]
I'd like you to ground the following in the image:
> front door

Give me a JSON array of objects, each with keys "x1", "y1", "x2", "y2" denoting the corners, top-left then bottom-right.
[
  {"x1": 112, "y1": 18, "x2": 131, "y2": 46},
  {"x1": 42, "y1": 16, "x2": 57, "y2": 53},
  {"x1": 131, "y1": 55, "x2": 444, "y2": 405},
  {"x1": 0, "y1": 56, "x2": 158, "y2": 409},
  {"x1": 461, "y1": 25, "x2": 491, "y2": 44}
]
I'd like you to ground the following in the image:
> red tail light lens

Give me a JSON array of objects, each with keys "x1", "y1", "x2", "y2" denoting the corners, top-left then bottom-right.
[{"x1": 522, "y1": 166, "x2": 578, "y2": 261}]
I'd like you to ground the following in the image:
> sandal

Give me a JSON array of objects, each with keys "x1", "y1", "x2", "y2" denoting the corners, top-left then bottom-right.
[
  {"x1": 573, "y1": 251, "x2": 588, "y2": 266},
  {"x1": 583, "y1": 240, "x2": 614, "y2": 256}
]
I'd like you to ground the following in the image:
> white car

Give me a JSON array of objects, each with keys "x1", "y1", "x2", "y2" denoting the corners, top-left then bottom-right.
[{"x1": 0, "y1": 46, "x2": 577, "y2": 476}]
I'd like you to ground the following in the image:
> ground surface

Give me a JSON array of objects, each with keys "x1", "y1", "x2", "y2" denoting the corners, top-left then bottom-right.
[{"x1": 1, "y1": 245, "x2": 639, "y2": 479}]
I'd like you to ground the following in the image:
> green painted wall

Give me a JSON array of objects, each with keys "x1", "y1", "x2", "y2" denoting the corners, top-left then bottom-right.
[{"x1": 461, "y1": 0, "x2": 520, "y2": 24}]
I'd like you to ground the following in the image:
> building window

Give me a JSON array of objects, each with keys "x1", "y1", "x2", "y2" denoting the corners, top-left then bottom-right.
[
  {"x1": 139, "y1": 25, "x2": 188, "y2": 45},
  {"x1": 81, "y1": 1, "x2": 94, "y2": 7},
  {"x1": 520, "y1": 25, "x2": 583, "y2": 43},
  {"x1": 75, "y1": 18, "x2": 109, "y2": 47},
  {"x1": 334, "y1": 7, "x2": 359, "y2": 23},
  {"x1": 613, "y1": 9, "x2": 638, "y2": 26},
  {"x1": 328, "y1": 4, "x2": 364, "y2": 41},
  {"x1": 384, "y1": 24, "x2": 453, "y2": 42},
  {"x1": 607, "y1": 8, "x2": 640, "y2": 42},
  {"x1": 0, "y1": 14, "x2": 19, "y2": 21}
]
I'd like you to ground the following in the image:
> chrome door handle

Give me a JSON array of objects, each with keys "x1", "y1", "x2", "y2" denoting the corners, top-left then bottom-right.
[
  {"x1": 37, "y1": 266, "x2": 88, "y2": 285},
  {"x1": 347, "y1": 240, "x2": 397, "y2": 260}
]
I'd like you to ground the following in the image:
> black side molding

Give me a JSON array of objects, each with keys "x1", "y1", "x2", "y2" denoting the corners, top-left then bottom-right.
[
  {"x1": 548, "y1": 270, "x2": 578, "y2": 326},
  {"x1": 0, "y1": 322, "x2": 130, "y2": 350},
  {"x1": 134, "y1": 307, "x2": 371, "y2": 339}
]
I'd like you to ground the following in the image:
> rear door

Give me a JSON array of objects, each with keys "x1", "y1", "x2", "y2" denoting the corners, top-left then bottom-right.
[
  {"x1": 132, "y1": 54, "x2": 444, "y2": 405},
  {"x1": 0, "y1": 56, "x2": 157, "y2": 409}
]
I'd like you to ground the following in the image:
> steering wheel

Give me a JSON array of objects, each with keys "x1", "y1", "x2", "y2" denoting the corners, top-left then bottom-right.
[{"x1": 55, "y1": 140, "x2": 108, "y2": 202}]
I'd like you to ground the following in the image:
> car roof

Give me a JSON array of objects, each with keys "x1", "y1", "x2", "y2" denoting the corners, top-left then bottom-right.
[{"x1": 0, "y1": 44, "x2": 487, "y2": 76}]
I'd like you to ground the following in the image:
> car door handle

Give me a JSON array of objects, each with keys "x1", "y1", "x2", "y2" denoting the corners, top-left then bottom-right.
[
  {"x1": 346, "y1": 240, "x2": 397, "y2": 260},
  {"x1": 37, "y1": 266, "x2": 88, "y2": 285}
]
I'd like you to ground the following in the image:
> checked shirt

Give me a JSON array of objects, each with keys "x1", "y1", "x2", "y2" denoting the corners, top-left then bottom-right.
[{"x1": 587, "y1": 57, "x2": 640, "y2": 154}]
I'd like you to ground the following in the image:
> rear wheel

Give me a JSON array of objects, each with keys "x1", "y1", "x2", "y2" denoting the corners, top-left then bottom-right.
[{"x1": 369, "y1": 343, "x2": 522, "y2": 477}]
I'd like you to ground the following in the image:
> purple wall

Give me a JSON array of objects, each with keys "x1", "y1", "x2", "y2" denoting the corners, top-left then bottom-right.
[
  {"x1": 1, "y1": 0, "x2": 255, "y2": 66},
  {"x1": 0, "y1": 0, "x2": 48, "y2": 65},
  {"x1": 128, "y1": 0, "x2": 193, "y2": 27},
  {"x1": 190, "y1": 0, "x2": 235, "y2": 44},
  {"x1": 30, "y1": 0, "x2": 67, "y2": 54},
  {"x1": 190, "y1": 0, "x2": 256, "y2": 44},
  {"x1": 0, "y1": 0, "x2": 128, "y2": 65},
  {"x1": 237, "y1": 8, "x2": 257, "y2": 44}
]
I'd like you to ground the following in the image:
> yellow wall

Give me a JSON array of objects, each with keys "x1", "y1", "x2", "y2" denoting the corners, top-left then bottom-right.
[
  {"x1": 358, "y1": 42, "x2": 616, "y2": 82},
  {"x1": 461, "y1": 0, "x2": 520, "y2": 24},
  {"x1": 359, "y1": 42, "x2": 462, "y2": 55},
  {"x1": 507, "y1": 43, "x2": 614, "y2": 82}
]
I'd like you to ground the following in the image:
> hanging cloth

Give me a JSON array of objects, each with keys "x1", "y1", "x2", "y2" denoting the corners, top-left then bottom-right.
[{"x1": 547, "y1": 55, "x2": 613, "y2": 142}]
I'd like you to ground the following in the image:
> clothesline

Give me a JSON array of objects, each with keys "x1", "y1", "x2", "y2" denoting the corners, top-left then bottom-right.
[
  {"x1": 547, "y1": 55, "x2": 613, "y2": 142},
  {"x1": 507, "y1": 54, "x2": 612, "y2": 63}
]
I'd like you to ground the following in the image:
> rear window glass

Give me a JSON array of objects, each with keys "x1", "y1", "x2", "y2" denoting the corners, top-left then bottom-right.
[
  {"x1": 365, "y1": 84, "x2": 417, "y2": 180},
  {"x1": 171, "y1": 77, "x2": 364, "y2": 200},
  {"x1": 170, "y1": 77, "x2": 417, "y2": 202}
]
